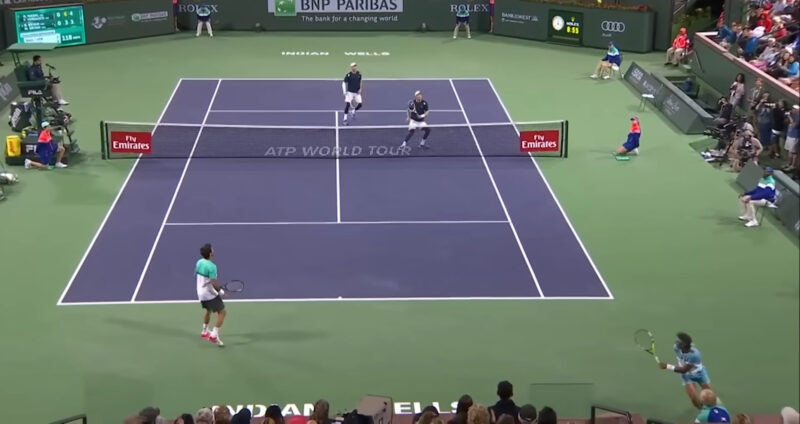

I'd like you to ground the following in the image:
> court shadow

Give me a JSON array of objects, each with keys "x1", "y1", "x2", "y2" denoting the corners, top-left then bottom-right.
[
  {"x1": 106, "y1": 317, "x2": 196, "y2": 340},
  {"x1": 220, "y1": 329, "x2": 327, "y2": 347},
  {"x1": 105, "y1": 317, "x2": 327, "y2": 347}
]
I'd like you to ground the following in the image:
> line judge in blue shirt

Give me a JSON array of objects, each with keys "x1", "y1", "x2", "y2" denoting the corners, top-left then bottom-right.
[{"x1": 590, "y1": 41, "x2": 622, "y2": 80}]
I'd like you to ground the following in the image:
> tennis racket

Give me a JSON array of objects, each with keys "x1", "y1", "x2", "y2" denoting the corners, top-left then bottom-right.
[
  {"x1": 221, "y1": 280, "x2": 244, "y2": 294},
  {"x1": 634, "y1": 329, "x2": 660, "y2": 363}
]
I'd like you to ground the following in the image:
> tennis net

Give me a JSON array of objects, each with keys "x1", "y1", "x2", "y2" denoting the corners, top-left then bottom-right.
[{"x1": 100, "y1": 120, "x2": 569, "y2": 159}]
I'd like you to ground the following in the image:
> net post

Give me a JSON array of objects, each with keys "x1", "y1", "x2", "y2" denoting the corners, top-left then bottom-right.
[{"x1": 563, "y1": 120, "x2": 569, "y2": 158}]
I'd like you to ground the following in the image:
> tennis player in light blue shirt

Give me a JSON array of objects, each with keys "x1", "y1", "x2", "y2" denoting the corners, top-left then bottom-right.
[{"x1": 659, "y1": 332, "x2": 714, "y2": 409}]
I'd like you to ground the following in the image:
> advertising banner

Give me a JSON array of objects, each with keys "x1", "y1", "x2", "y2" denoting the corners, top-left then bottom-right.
[
  {"x1": 0, "y1": 69, "x2": 21, "y2": 112},
  {"x1": 176, "y1": 0, "x2": 490, "y2": 31},
  {"x1": 84, "y1": 0, "x2": 174, "y2": 44}
]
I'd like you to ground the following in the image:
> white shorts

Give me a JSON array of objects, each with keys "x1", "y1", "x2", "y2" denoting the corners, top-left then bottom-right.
[
  {"x1": 345, "y1": 92, "x2": 362, "y2": 104},
  {"x1": 408, "y1": 120, "x2": 428, "y2": 130},
  {"x1": 785, "y1": 136, "x2": 799, "y2": 153}
]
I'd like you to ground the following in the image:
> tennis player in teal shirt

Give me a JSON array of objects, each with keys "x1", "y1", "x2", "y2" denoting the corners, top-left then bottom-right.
[
  {"x1": 659, "y1": 332, "x2": 714, "y2": 409},
  {"x1": 196, "y1": 243, "x2": 226, "y2": 346}
]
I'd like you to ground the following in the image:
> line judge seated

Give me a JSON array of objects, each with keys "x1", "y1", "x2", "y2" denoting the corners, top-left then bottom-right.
[
  {"x1": 27, "y1": 55, "x2": 68, "y2": 105},
  {"x1": 590, "y1": 41, "x2": 622, "y2": 80}
]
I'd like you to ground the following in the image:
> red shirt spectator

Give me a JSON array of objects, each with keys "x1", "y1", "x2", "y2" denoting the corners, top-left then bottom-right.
[
  {"x1": 773, "y1": 22, "x2": 787, "y2": 39},
  {"x1": 672, "y1": 28, "x2": 688, "y2": 49},
  {"x1": 758, "y1": 12, "x2": 773, "y2": 32}
]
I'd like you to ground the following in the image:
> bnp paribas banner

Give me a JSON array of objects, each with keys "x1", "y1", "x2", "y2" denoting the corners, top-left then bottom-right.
[{"x1": 177, "y1": 0, "x2": 490, "y2": 31}]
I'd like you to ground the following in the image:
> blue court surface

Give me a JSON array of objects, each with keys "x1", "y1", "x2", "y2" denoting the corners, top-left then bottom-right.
[{"x1": 58, "y1": 78, "x2": 612, "y2": 305}]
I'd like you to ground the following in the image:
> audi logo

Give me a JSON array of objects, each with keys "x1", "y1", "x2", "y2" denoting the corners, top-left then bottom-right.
[{"x1": 601, "y1": 21, "x2": 626, "y2": 32}]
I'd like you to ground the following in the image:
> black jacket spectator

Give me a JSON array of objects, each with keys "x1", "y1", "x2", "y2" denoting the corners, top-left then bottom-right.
[{"x1": 489, "y1": 381, "x2": 520, "y2": 424}]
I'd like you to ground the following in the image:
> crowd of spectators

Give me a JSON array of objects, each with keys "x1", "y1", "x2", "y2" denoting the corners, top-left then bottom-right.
[
  {"x1": 716, "y1": 0, "x2": 800, "y2": 90},
  {"x1": 121, "y1": 381, "x2": 558, "y2": 424},
  {"x1": 119, "y1": 381, "x2": 800, "y2": 424}
]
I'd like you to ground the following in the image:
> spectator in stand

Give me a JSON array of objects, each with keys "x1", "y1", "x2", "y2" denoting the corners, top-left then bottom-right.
[
  {"x1": 738, "y1": 166, "x2": 777, "y2": 227},
  {"x1": 518, "y1": 405, "x2": 537, "y2": 424},
  {"x1": 770, "y1": 100, "x2": 790, "y2": 158},
  {"x1": 747, "y1": 6, "x2": 761, "y2": 30},
  {"x1": 448, "y1": 395, "x2": 474, "y2": 424},
  {"x1": 778, "y1": 54, "x2": 799, "y2": 85},
  {"x1": 232, "y1": 408, "x2": 253, "y2": 424},
  {"x1": 748, "y1": 78, "x2": 765, "y2": 122},
  {"x1": 468, "y1": 405, "x2": 491, "y2": 424},
  {"x1": 784, "y1": 104, "x2": 800, "y2": 171},
  {"x1": 733, "y1": 414, "x2": 752, "y2": 424},
  {"x1": 771, "y1": 19, "x2": 787, "y2": 40},
  {"x1": 496, "y1": 415, "x2": 515, "y2": 424},
  {"x1": 265, "y1": 405, "x2": 285, "y2": 424},
  {"x1": 215, "y1": 405, "x2": 232, "y2": 424},
  {"x1": 782, "y1": 407, "x2": 800, "y2": 424},
  {"x1": 417, "y1": 409, "x2": 440, "y2": 424},
  {"x1": 175, "y1": 414, "x2": 195, "y2": 424},
  {"x1": 751, "y1": 38, "x2": 781, "y2": 69},
  {"x1": 196, "y1": 408, "x2": 214, "y2": 424},
  {"x1": 695, "y1": 389, "x2": 730, "y2": 422},
  {"x1": 125, "y1": 407, "x2": 163, "y2": 424},
  {"x1": 729, "y1": 73, "x2": 747, "y2": 107},
  {"x1": 758, "y1": 7, "x2": 774, "y2": 32},
  {"x1": 537, "y1": 408, "x2": 557, "y2": 424},
  {"x1": 489, "y1": 381, "x2": 520, "y2": 423},
  {"x1": 755, "y1": 93, "x2": 774, "y2": 151},
  {"x1": 717, "y1": 22, "x2": 741, "y2": 48},
  {"x1": 666, "y1": 27, "x2": 689, "y2": 66},
  {"x1": 738, "y1": 28, "x2": 760, "y2": 60},
  {"x1": 772, "y1": 0, "x2": 791, "y2": 16},
  {"x1": 308, "y1": 399, "x2": 332, "y2": 424},
  {"x1": 590, "y1": 41, "x2": 622, "y2": 79}
]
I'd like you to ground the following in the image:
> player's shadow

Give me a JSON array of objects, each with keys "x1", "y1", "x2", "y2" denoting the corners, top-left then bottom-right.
[{"x1": 105, "y1": 317, "x2": 327, "y2": 347}]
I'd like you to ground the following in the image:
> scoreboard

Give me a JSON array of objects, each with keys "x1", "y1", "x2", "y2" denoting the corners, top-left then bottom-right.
[
  {"x1": 14, "y1": 5, "x2": 87, "y2": 46},
  {"x1": 547, "y1": 10, "x2": 583, "y2": 45}
]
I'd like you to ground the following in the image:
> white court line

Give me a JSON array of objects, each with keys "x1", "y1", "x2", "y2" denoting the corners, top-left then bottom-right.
[
  {"x1": 56, "y1": 80, "x2": 185, "y2": 306},
  {"x1": 210, "y1": 109, "x2": 464, "y2": 113},
  {"x1": 182, "y1": 77, "x2": 491, "y2": 81},
  {"x1": 59, "y1": 296, "x2": 614, "y2": 306},
  {"x1": 334, "y1": 111, "x2": 341, "y2": 222},
  {"x1": 449, "y1": 79, "x2": 544, "y2": 298},
  {"x1": 164, "y1": 220, "x2": 510, "y2": 226},
  {"x1": 486, "y1": 78, "x2": 614, "y2": 300},
  {"x1": 106, "y1": 121, "x2": 516, "y2": 130},
  {"x1": 129, "y1": 79, "x2": 223, "y2": 303}
]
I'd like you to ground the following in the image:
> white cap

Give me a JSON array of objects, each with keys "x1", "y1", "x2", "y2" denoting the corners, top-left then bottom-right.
[
  {"x1": 350, "y1": 62, "x2": 357, "y2": 67},
  {"x1": 414, "y1": 90, "x2": 422, "y2": 96}
]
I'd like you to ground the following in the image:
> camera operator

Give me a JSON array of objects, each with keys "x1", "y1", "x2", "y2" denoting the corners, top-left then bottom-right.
[
  {"x1": 27, "y1": 55, "x2": 68, "y2": 106},
  {"x1": 730, "y1": 129, "x2": 763, "y2": 172},
  {"x1": 714, "y1": 97, "x2": 734, "y2": 126}
]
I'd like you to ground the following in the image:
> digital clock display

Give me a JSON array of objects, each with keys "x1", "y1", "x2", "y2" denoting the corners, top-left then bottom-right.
[
  {"x1": 547, "y1": 10, "x2": 583, "y2": 45},
  {"x1": 14, "y1": 5, "x2": 87, "y2": 47}
]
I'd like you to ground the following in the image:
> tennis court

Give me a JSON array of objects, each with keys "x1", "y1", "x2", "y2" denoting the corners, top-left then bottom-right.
[{"x1": 58, "y1": 78, "x2": 610, "y2": 304}]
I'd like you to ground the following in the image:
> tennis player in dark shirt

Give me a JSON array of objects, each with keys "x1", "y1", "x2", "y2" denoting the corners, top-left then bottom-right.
[
  {"x1": 401, "y1": 91, "x2": 431, "y2": 149},
  {"x1": 342, "y1": 63, "x2": 363, "y2": 125}
]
